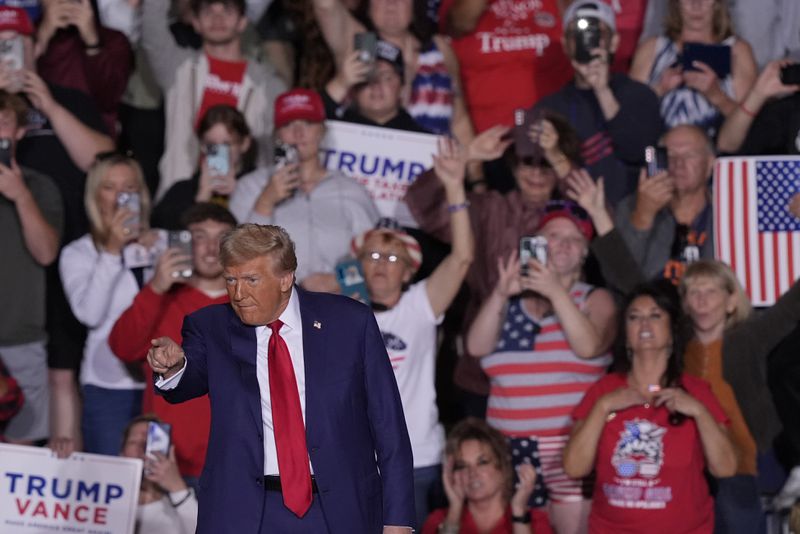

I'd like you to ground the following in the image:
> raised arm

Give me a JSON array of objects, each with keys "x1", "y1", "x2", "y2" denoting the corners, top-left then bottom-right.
[
  {"x1": 465, "y1": 252, "x2": 520, "y2": 357},
  {"x1": 1, "y1": 163, "x2": 61, "y2": 265},
  {"x1": 23, "y1": 71, "x2": 113, "y2": 171},
  {"x1": 523, "y1": 263, "x2": 617, "y2": 358},
  {"x1": 424, "y1": 139, "x2": 474, "y2": 315},
  {"x1": 312, "y1": 0, "x2": 365, "y2": 62},
  {"x1": 717, "y1": 59, "x2": 800, "y2": 153},
  {"x1": 141, "y1": 0, "x2": 194, "y2": 90}
]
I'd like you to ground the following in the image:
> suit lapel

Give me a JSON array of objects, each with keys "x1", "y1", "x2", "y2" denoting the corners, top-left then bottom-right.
[
  {"x1": 297, "y1": 288, "x2": 325, "y2": 445},
  {"x1": 228, "y1": 311, "x2": 263, "y2": 434}
]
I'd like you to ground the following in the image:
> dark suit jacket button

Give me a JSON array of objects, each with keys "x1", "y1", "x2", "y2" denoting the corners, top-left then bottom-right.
[{"x1": 310, "y1": 447, "x2": 319, "y2": 453}]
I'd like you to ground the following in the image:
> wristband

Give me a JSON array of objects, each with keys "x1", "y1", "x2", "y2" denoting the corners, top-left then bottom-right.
[
  {"x1": 168, "y1": 488, "x2": 193, "y2": 508},
  {"x1": 739, "y1": 101, "x2": 757, "y2": 118},
  {"x1": 447, "y1": 201, "x2": 470, "y2": 213},
  {"x1": 511, "y1": 513, "x2": 531, "y2": 524}
]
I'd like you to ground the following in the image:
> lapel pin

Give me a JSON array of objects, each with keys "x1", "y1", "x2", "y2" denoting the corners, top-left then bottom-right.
[{"x1": 313, "y1": 321, "x2": 322, "y2": 329}]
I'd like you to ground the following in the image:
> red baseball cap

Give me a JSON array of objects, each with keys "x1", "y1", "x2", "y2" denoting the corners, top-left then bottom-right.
[
  {"x1": 0, "y1": 7, "x2": 33, "y2": 36},
  {"x1": 536, "y1": 200, "x2": 594, "y2": 241},
  {"x1": 274, "y1": 89, "x2": 325, "y2": 129}
]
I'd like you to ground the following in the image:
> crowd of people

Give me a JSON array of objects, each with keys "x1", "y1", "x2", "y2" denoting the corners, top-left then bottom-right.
[{"x1": 2, "y1": 0, "x2": 800, "y2": 532}]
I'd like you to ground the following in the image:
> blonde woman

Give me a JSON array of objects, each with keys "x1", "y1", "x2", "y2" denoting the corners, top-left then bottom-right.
[
  {"x1": 630, "y1": 0, "x2": 756, "y2": 139},
  {"x1": 680, "y1": 260, "x2": 800, "y2": 533},
  {"x1": 59, "y1": 154, "x2": 156, "y2": 455}
]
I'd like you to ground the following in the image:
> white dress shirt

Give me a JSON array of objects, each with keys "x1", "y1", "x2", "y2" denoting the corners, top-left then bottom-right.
[{"x1": 157, "y1": 288, "x2": 311, "y2": 475}]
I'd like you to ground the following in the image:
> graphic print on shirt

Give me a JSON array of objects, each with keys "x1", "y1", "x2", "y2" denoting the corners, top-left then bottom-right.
[
  {"x1": 382, "y1": 331, "x2": 407, "y2": 370},
  {"x1": 605, "y1": 418, "x2": 672, "y2": 509},
  {"x1": 477, "y1": 0, "x2": 553, "y2": 56}
]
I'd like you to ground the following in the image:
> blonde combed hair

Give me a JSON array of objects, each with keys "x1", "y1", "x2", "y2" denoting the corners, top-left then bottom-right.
[
  {"x1": 84, "y1": 154, "x2": 151, "y2": 245},
  {"x1": 219, "y1": 224, "x2": 298, "y2": 274}
]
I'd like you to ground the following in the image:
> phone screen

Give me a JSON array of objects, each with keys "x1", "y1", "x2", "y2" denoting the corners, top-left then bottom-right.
[
  {"x1": 335, "y1": 258, "x2": 370, "y2": 305},
  {"x1": 573, "y1": 17, "x2": 601, "y2": 64},
  {"x1": 168, "y1": 230, "x2": 193, "y2": 278},
  {"x1": 145, "y1": 422, "x2": 172, "y2": 458},
  {"x1": 645, "y1": 146, "x2": 668, "y2": 177},
  {"x1": 274, "y1": 143, "x2": 298, "y2": 168},
  {"x1": 520, "y1": 236, "x2": 548, "y2": 274},
  {"x1": 205, "y1": 143, "x2": 230, "y2": 176},
  {"x1": 116, "y1": 191, "x2": 141, "y2": 232},
  {"x1": 513, "y1": 108, "x2": 543, "y2": 161},
  {"x1": 0, "y1": 138, "x2": 12, "y2": 167}
]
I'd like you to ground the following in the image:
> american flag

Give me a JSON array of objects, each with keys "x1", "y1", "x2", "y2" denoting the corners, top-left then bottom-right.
[{"x1": 714, "y1": 156, "x2": 800, "y2": 306}]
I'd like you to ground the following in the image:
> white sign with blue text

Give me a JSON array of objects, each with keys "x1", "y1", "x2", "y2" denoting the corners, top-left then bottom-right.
[
  {"x1": 0, "y1": 443, "x2": 142, "y2": 534},
  {"x1": 321, "y1": 120, "x2": 439, "y2": 227}
]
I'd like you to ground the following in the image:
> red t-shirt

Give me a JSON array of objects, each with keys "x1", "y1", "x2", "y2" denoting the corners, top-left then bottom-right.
[
  {"x1": 109, "y1": 284, "x2": 229, "y2": 478},
  {"x1": 439, "y1": 0, "x2": 573, "y2": 133},
  {"x1": 610, "y1": 0, "x2": 648, "y2": 73},
  {"x1": 572, "y1": 373, "x2": 729, "y2": 534},
  {"x1": 196, "y1": 54, "x2": 247, "y2": 126},
  {"x1": 422, "y1": 507, "x2": 554, "y2": 534}
]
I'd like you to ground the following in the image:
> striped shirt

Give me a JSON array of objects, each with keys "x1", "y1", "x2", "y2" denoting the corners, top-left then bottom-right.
[
  {"x1": 481, "y1": 283, "x2": 611, "y2": 437},
  {"x1": 648, "y1": 36, "x2": 736, "y2": 139},
  {"x1": 408, "y1": 40, "x2": 454, "y2": 135}
]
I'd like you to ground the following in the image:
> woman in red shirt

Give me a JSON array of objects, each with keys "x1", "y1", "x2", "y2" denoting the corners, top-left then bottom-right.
[
  {"x1": 564, "y1": 281, "x2": 736, "y2": 533},
  {"x1": 423, "y1": 417, "x2": 553, "y2": 534}
]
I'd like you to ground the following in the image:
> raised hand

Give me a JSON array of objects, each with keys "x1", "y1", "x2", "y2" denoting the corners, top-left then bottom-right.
[
  {"x1": 573, "y1": 48, "x2": 611, "y2": 92},
  {"x1": 22, "y1": 70, "x2": 57, "y2": 117},
  {"x1": 147, "y1": 337, "x2": 186, "y2": 379},
  {"x1": 433, "y1": 136, "x2": 467, "y2": 191},
  {"x1": 254, "y1": 163, "x2": 300, "y2": 215},
  {"x1": 105, "y1": 206, "x2": 140, "y2": 254},
  {"x1": 631, "y1": 168, "x2": 673, "y2": 229},
  {"x1": 150, "y1": 248, "x2": 193, "y2": 294},
  {"x1": 144, "y1": 447, "x2": 188, "y2": 493},
  {"x1": 467, "y1": 125, "x2": 512, "y2": 162},
  {"x1": 510, "y1": 461, "x2": 537, "y2": 516},
  {"x1": 751, "y1": 60, "x2": 800, "y2": 101},
  {"x1": 566, "y1": 171, "x2": 613, "y2": 236},
  {"x1": 494, "y1": 250, "x2": 523, "y2": 298},
  {"x1": 442, "y1": 455, "x2": 467, "y2": 508},
  {"x1": 520, "y1": 257, "x2": 563, "y2": 300}
]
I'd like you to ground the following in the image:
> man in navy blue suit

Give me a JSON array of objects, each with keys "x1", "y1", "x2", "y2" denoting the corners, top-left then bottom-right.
[{"x1": 147, "y1": 223, "x2": 415, "y2": 533}]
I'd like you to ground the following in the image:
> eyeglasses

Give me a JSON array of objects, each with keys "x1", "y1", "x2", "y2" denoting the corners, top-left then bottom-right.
[{"x1": 365, "y1": 251, "x2": 401, "y2": 264}]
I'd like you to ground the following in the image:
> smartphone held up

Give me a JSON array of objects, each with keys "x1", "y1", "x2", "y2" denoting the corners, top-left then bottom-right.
[
  {"x1": 520, "y1": 236, "x2": 548, "y2": 275},
  {"x1": 644, "y1": 145, "x2": 668, "y2": 177},
  {"x1": 116, "y1": 191, "x2": 141, "y2": 235}
]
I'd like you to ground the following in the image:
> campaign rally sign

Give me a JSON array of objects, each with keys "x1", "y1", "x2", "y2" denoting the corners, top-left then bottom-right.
[
  {"x1": 321, "y1": 120, "x2": 439, "y2": 227},
  {"x1": 0, "y1": 443, "x2": 142, "y2": 534}
]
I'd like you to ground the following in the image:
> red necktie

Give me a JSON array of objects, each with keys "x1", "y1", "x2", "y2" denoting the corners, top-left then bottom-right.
[{"x1": 268, "y1": 320, "x2": 312, "y2": 517}]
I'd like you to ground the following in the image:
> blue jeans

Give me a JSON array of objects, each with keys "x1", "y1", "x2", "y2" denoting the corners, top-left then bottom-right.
[
  {"x1": 714, "y1": 474, "x2": 767, "y2": 534},
  {"x1": 414, "y1": 464, "x2": 442, "y2": 531},
  {"x1": 81, "y1": 385, "x2": 142, "y2": 455}
]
